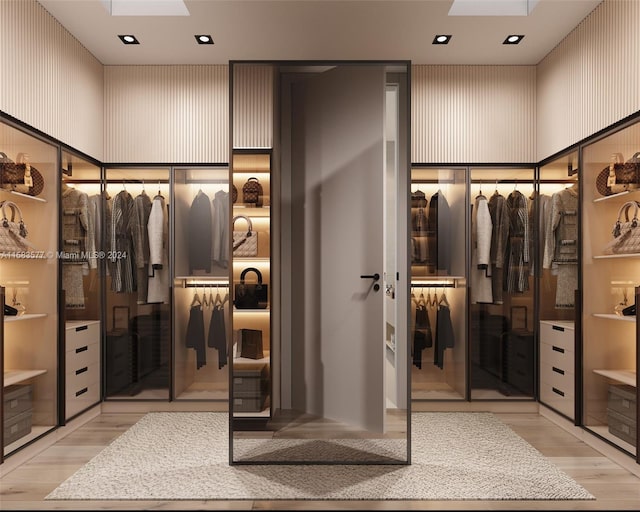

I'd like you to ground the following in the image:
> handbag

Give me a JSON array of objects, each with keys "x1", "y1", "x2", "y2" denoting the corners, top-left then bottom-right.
[
  {"x1": 232, "y1": 215, "x2": 258, "y2": 257},
  {"x1": 0, "y1": 200, "x2": 35, "y2": 253},
  {"x1": 597, "y1": 152, "x2": 640, "y2": 195},
  {"x1": 239, "y1": 328, "x2": 264, "y2": 359},
  {"x1": 234, "y1": 267, "x2": 268, "y2": 309},
  {"x1": 602, "y1": 200, "x2": 640, "y2": 255},
  {"x1": 0, "y1": 152, "x2": 44, "y2": 196},
  {"x1": 242, "y1": 177, "x2": 263, "y2": 206}
]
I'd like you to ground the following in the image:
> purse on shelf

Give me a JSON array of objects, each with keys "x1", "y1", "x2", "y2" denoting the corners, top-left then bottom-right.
[
  {"x1": 0, "y1": 200, "x2": 35, "y2": 253},
  {"x1": 0, "y1": 152, "x2": 44, "y2": 196},
  {"x1": 234, "y1": 267, "x2": 268, "y2": 309},
  {"x1": 232, "y1": 215, "x2": 258, "y2": 257},
  {"x1": 238, "y1": 328, "x2": 264, "y2": 359},
  {"x1": 596, "y1": 152, "x2": 640, "y2": 196},
  {"x1": 602, "y1": 200, "x2": 640, "y2": 255},
  {"x1": 242, "y1": 177, "x2": 263, "y2": 206}
]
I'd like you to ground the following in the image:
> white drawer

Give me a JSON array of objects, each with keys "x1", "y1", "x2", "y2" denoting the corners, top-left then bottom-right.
[
  {"x1": 540, "y1": 340, "x2": 574, "y2": 373},
  {"x1": 540, "y1": 321, "x2": 574, "y2": 352},
  {"x1": 540, "y1": 379, "x2": 575, "y2": 419},
  {"x1": 65, "y1": 321, "x2": 100, "y2": 353},
  {"x1": 65, "y1": 340, "x2": 100, "y2": 371},
  {"x1": 65, "y1": 380, "x2": 100, "y2": 419},
  {"x1": 541, "y1": 360, "x2": 575, "y2": 395},
  {"x1": 66, "y1": 362, "x2": 100, "y2": 400}
]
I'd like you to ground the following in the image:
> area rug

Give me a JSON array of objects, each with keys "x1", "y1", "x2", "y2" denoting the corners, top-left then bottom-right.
[{"x1": 45, "y1": 412, "x2": 594, "y2": 501}]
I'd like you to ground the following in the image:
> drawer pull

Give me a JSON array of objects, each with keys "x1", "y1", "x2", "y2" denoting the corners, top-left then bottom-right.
[
  {"x1": 552, "y1": 325, "x2": 565, "y2": 332},
  {"x1": 552, "y1": 366, "x2": 565, "y2": 375},
  {"x1": 552, "y1": 346, "x2": 565, "y2": 354},
  {"x1": 75, "y1": 325, "x2": 88, "y2": 332},
  {"x1": 76, "y1": 345, "x2": 88, "y2": 353},
  {"x1": 75, "y1": 366, "x2": 88, "y2": 375},
  {"x1": 552, "y1": 387, "x2": 565, "y2": 397},
  {"x1": 75, "y1": 387, "x2": 88, "y2": 397}
]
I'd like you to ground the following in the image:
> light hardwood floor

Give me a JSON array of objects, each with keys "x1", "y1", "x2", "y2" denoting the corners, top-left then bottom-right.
[{"x1": 1, "y1": 411, "x2": 640, "y2": 510}]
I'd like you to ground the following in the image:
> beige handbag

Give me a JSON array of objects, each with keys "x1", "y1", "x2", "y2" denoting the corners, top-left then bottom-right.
[
  {"x1": 603, "y1": 200, "x2": 640, "y2": 255},
  {"x1": 0, "y1": 200, "x2": 35, "y2": 253},
  {"x1": 232, "y1": 215, "x2": 258, "y2": 257}
]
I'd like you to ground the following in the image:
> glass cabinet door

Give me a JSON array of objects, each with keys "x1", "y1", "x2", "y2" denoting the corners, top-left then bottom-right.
[{"x1": 582, "y1": 121, "x2": 639, "y2": 458}]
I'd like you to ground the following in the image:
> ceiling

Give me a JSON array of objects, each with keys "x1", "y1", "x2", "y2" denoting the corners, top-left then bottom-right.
[{"x1": 36, "y1": 0, "x2": 603, "y2": 66}]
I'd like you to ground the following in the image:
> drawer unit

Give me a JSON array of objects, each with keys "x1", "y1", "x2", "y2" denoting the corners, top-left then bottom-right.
[
  {"x1": 540, "y1": 379, "x2": 575, "y2": 419},
  {"x1": 539, "y1": 321, "x2": 574, "y2": 352},
  {"x1": 539, "y1": 320, "x2": 575, "y2": 419},
  {"x1": 65, "y1": 320, "x2": 100, "y2": 419},
  {"x1": 3, "y1": 384, "x2": 32, "y2": 421},
  {"x1": 505, "y1": 331, "x2": 534, "y2": 394},
  {"x1": 540, "y1": 338, "x2": 574, "y2": 372}
]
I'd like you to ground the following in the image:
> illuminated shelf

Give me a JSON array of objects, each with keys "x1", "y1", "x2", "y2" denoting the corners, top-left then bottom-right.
[
  {"x1": 4, "y1": 369, "x2": 47, "y2": 387},
  {"x1": 593, "y1": 369, "x2": 637, "y2": 387},
  {"x1": 592, "y1": 313, "x2": 636, "y2": 322},
  {"x1": 593, "y1": 254, "x2": 640, "y2": 259}
]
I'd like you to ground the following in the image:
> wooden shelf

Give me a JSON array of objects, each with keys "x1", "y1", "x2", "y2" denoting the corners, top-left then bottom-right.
[
  {"x1": 4, "y1": 313, "x2": 47, "y2": 322},
  {"x1": 0, "y1": 189, "x2": 47, "y2": 203},
  {"x1": 593, "y1": 369, "x2": 637, "y2": 387},
  {"x1": 4, "y1": 369, "x2": 47, "y2": 387},
  {"x1": 593, "y1": 190, "x2": 639, "y2": 203},
  {"x1": 592, "y1": 313, "x2": 636, "y2": 322},
  {"x1": 593, "y1": 253, "x2": 640, "y2": 259}
]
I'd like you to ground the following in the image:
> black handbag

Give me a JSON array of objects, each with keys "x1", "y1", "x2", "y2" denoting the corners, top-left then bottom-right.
[
  {"x1": 239, "y1": 328, "x2": 264, "y2": 359},
  {"x1": 234, "y1": 267, "x2": 268, "y2": 309}
]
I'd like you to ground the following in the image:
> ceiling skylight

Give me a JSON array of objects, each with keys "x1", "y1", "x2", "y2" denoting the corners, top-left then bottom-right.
[
  {"x1": 449, "y1": 0, "x2": 539, "y2": 16},
  {"x1": 101, "y1": 0, "x2": 190, "y2": 16}
]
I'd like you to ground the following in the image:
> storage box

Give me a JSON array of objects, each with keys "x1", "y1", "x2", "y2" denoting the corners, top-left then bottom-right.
[
  {"x1": 608, "y1": 384, "x2": 637, "y2": 421},
  {"x1": 233, "y1": 392, "x2": 268, "y2": 413},
  {"x1": 3, "y1": 409, "x2": 33, "y2": 447},
  {"x1": 233, "y1": 363, "x2": 268, "y2": 394},
  {"x1": 607, "y1": 408, "x2": 637, "y2": 447},
  {"x1": 3, "y1": 384, "x2": 32, "y2": 421}
]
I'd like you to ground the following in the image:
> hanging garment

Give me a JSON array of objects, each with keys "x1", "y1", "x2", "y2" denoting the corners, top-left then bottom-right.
[
  {"x1": 132, "y1": 191, "x2": 152, "y2": 305},
  {"x1": 543, "y1": 186, "x2": 578, "y2": 308},
  {"x1": 211, "y1": 189, "x2": 230, "y2": 269},
  {"x1": 87, "y1": 194, "x2": 102, "y2": 271},
  {"x1": 61, "y1": 185, "x2": 91, "y2": 308},
  {"x1": 428, "y1": 191, "x2": 452, "y2": 275},
  {"x1": 208, "y1": 303, "x2": 228, "y2": 369},
  {"x1": 528, "y1": 192, "x2": 552, "y2": 277},
  {"x1": 186, "y1": 304, "x2": 206, "y2": 370},
  {"x1": 488, "y1": 191, "x2": 509, "y2": 304},
  {"x1": 411, "y1": 190, "x2": 429, "y2": 264},
  {"x1": 471, "y1": 194, "x2": 493, "y2": 304},
  {"x1": 188, "y1": 190, "x2": 212, "y2": 273},
  {"x1": 147, "y1": 193, "x2": 169, "y2": 304},
  {"x1": 412, "y1": 299, "x2": 432, "y2": 369},
  {"x1": 503, "y1": 189, "x2": 530, "y2": 293},
  {"x1": 434, "y1": 303, "x2": 455, "y2": 370},
  {"x1": 110, "y1": 189, "x2": 137, "y2": 293}
]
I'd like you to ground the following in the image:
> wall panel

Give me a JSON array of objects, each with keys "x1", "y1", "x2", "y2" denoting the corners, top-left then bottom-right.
[
  {"x1": 232, "y1": 64, "x2": 274, "y2": 149},
  {"x1": 104, "y1": 65, "x2": 228, "y2": 163},
  {"x1": 0, "y1": 0, "x2": 104, "y2": 160},
  {"x1": 412, "y1": 65, "x2": 536, "y2": 163},
  {"x1": 537, "y1": 0, "x2": 640, "y2": 161}
]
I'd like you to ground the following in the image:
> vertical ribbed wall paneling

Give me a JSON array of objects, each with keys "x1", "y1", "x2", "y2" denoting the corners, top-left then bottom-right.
[
  {"x1": 233, "y1": 65, "x2": 274, "y2": 149},
  {"x1": 537, "y1": 0, "x2": 640, "y2": 161},
  {"x1": 0, "y1": 0, "x2": 104, "y2": 159},
  {"x1": 412, "y1": 65, "x2": 536, "y2": 163},
  {"x1": 104, "y1": 65, "x2": 228, "y2": 163}
]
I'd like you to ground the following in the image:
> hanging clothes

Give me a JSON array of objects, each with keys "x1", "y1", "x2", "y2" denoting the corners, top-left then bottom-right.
[
  {"x1": 87, "y1": 193, "x2": 101, "y2": 271},
  {"x1": 504, "y1": 189, "x2": 530, "y2": 293},
  {"x1": 132, "y1": 190, "x2": 152, "y2": 305},
  {"x1": 61, "y1": 185, "x2": 91, "y2": 308},
  {"x1": 471, "y1": 193, "x2": 493, "y2": 304},
  {"x1": 188, "y1": 190, "x2": 212, "y2": 274},
  {"x1": 411, "y1": 190, "x2": 429, "y2": 264},
  {"x1": 208, "y1": 299, "x2": 228, "y2": 369},
  {"x1": 434, "y1": 301, "x2": 455, "y2": 369},
  {"x1": 428, "y1": 191, "x2": 451, "y2": 275},
  {"x1": 543, "y1": 185, "x2": 578, "y2": 308},
  {"x1": 488, "y1": 191, "x2": 509, "y2": 304},
  {"x1": 211, "y1": 189, "x2": 230, "y2": 269},
  {"x1": 412, "y1": 294, "x2": 432, "y2": 369},
  {"x1": 110, "y1": 189, "x2": 137, "y2": 293},
  {"x1": 147, "y1": 193, "x2": 169, "y2": 304},
  {"x1": 186, "y1": 302, "x2": 206, "y2": 370}
]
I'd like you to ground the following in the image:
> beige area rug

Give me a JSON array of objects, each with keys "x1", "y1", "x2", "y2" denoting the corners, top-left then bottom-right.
[{"x1": 45, "y1": 412, "x2": 594, "y2": 501}]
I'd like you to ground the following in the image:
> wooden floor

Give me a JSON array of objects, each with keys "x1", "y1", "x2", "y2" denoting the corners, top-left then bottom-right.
[{"x1": 1, "y1": 411, "x2": 640, "y2": 510}]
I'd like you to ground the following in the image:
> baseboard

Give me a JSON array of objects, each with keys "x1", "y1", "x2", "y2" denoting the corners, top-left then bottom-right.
[
  {"x1": 539, "y1": 404, "x2": 640, "y2": 478},
  {"x1": 101, "y1": 400, "x2": 229, "y2": 413},
  {"x1": 412, "y1": 400, "x2": 539, "y2": 413}
]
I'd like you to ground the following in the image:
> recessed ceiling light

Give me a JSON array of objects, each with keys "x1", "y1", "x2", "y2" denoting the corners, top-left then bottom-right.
[
  {"x1": 432, "y1": 35, "x2": 452, "y2": 45},
  {"x1": 503, "y1": 34, "x2": 524, "y2": 45},
  {"x1": 195, "y1": 34, "x2": 214, "y2": 45},
  {"x1": 118, "y1": 34, "x2": 140, "y2": 45}
]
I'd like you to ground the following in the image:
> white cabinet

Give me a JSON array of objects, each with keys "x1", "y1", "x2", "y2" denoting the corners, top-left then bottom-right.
[
  {"x1": 65, "y1": 320, "x2": 100, "y2": 420},
  {"x1": 539, "y1": 320, "x2": 575, "y2": 420}
]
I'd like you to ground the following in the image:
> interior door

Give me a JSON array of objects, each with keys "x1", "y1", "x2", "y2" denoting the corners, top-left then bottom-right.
[{"x1": 291, "y1": 65, "x2": 386, "y2": 433}]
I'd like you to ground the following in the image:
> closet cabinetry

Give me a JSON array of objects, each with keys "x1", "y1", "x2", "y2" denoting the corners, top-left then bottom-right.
[
  {"x1": 230, "y1": 151, "x2": 272, "y2": 418},
  {"x1": 581, "y1": 120, "x2": 640, "y2": 461},
  {"x1": 0, "y1": 120, "x2": 59, "y2": 461}
]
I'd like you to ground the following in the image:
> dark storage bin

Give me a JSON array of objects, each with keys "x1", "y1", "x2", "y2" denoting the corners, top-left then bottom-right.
[
  {"x1": 3, "y1": 384, "x2": 32, "y2": 421},
  {"x1": 233, "y1": 363, "x2": 268, "y2": 394},
  {"x1": 608, "y1": 384, "x2": 637, "y2": 420},
  {"x1": 3, "y1": 409, "x2": 32, "y2": 446},
  {"x1": 607, "y1": 408, "x2": 637, "y2": 447},
  {"x1": 233, "y1": 392, "x2": 268, "y2": 413}
]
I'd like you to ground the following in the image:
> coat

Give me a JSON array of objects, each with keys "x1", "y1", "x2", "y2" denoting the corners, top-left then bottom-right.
[
  {"x1": 188, "y1": 190, "x2": 212, "y2": 273},
  {"x1": 504, "y1": 190, "x2": 530, "y2": 294},
  {"x1": 471, "y1": 194, "x2": 493, "y2": 304},
  {"x1": 147, "y1": 194, "x2": 169, "y2": 304}
]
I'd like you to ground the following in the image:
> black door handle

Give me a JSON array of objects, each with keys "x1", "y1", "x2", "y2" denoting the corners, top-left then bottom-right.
[{"x1": 360, "y1": 273, "x2": 380, "y2": 281}]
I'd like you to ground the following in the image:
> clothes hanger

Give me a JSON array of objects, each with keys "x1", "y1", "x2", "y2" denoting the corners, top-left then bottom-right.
[
  {"x1": 190, "y1": 288, "x2": 202, "y2": 308},
  {"x1": 202, "y1": 286, "x2": 209, "y2": 308},
  {"x1": 214, "y1": 284, "x2": 222, "y2": 307},
  {"x1": 418, "y1": 288, "x2": 426, "y2": 307},
  {"x1": 439, "y1": 290, "x2": 451, "y2": 308},
  {"x1": 221, "y1": 287, "x2": 229, "y2": 307}
]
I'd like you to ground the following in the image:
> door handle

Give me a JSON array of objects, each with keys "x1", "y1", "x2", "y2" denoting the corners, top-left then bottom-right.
[{"x1": 360, "y1": 273, "x2": 380, "y2": 281}]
